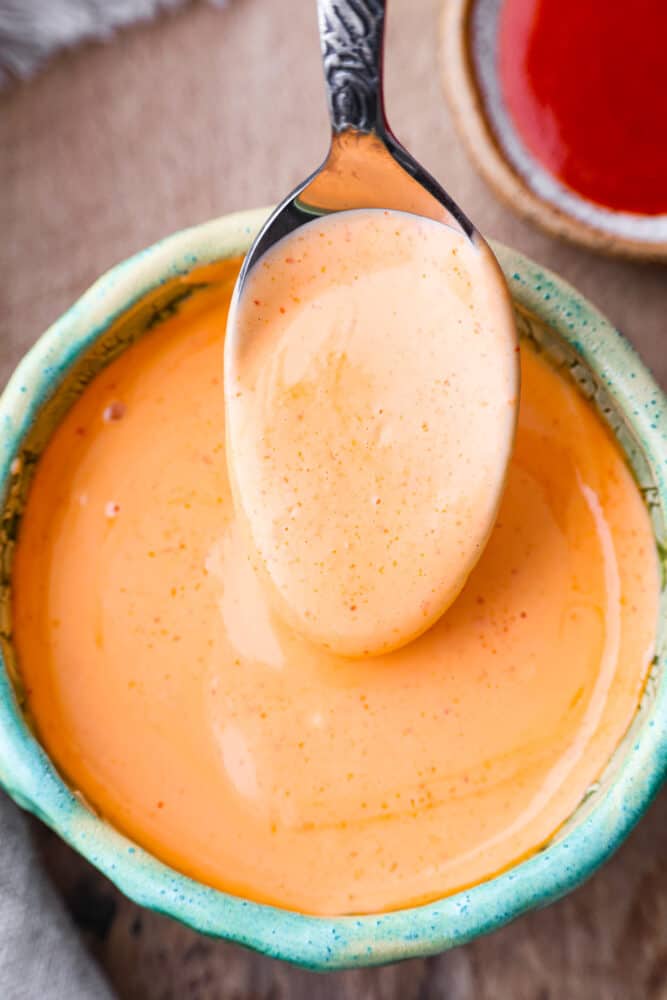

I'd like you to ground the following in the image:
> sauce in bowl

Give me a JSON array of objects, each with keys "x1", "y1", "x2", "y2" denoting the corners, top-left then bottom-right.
[{"x1": 12, "y1": 258, "x2": 659, "y2": 914}]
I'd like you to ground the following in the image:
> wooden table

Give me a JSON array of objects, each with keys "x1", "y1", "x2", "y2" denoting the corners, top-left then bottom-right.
[{"x1": 3, "y1": 1, "x2": 666, "y2": 996}]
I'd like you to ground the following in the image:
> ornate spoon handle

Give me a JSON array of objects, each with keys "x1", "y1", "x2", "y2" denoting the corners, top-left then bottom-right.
[{"x1": 317, "y1": 0, "x2": 387, "y2": 134}]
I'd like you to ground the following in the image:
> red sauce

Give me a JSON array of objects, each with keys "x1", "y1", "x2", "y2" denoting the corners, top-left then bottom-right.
[{"x1": 498, "y1": 0, "x2": 667, "y2": 215}]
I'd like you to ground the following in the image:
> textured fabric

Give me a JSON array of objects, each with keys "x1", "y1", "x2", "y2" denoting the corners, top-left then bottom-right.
[
  {"x1": 0, "y1": 0, "x2": 225, "y2": 86},
  {"x1": 0, "y1": 792, "x2": 112, "y2": 997}
]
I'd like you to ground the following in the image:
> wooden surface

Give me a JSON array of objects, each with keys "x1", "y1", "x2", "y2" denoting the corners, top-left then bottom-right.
[
  {"x1": 34, "y1": 793, "x2": 667, "y2": 999},
  {"x1": 2, "y1": 0, "x2": 667, "y2": 996}
]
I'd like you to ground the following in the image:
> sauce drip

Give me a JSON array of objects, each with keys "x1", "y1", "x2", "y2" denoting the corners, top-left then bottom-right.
[
  {"x1": 499, "y1": 0, "x2": 667, "y2": 215},
  {"x1": 12, "y1": 260, "x2": 658, "y2": 915}
]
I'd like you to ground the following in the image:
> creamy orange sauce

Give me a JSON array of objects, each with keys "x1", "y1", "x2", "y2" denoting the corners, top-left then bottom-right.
[
  {"x1": 226, "y1": 210, "x2": 518, "y2": 655},
  {"x1": 12, "y1": 258, "x2": 658, "y2": 915}
]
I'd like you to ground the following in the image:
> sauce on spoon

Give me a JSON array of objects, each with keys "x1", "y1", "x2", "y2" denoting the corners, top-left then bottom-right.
[{"x1": 226, "y1": 209, "x2": 519, "y2": 656}]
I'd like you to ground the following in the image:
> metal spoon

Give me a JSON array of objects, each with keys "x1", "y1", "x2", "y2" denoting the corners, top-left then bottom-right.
[
  {"x1": 224, "y1": 0, "x2": 518, "y2": 656},
  {"x1": 227, "y1": 0, "x2": 476, "y2": 307}
]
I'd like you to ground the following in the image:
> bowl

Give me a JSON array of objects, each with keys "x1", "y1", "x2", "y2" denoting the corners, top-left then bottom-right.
[
  {"x1": 0, "y1": 208, "x2": 665, "y2": 969},
  {"x1": 440, "y1": 0, "x2": 667, "y2": 260}
]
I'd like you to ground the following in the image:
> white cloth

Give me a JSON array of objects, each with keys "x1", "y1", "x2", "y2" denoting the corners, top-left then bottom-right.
[
  {"x1": 0, "y1": 0, "x2": 225, "y2": 86},
  {"x1": 0, "y1": 791, "x2": 113, "y2": 999}
]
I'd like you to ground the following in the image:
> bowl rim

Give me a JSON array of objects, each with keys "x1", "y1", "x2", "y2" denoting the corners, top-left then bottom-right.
[
  {"x1": 0, "y1": 207, "x2": 666, "y2": 970},
  {"x1": 439, "y1": 0, "x2": 667, "y2": 261}
]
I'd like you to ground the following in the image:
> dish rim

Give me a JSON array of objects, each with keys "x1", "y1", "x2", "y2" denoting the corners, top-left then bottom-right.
[{"x1": 440, "y1": 0, "x2": 667, "y2": 260}]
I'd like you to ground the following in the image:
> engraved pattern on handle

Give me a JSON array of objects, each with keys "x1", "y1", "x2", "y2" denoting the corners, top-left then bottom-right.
[{"x1": 317, "y1": 0, "x2": 386, "y2": 133}]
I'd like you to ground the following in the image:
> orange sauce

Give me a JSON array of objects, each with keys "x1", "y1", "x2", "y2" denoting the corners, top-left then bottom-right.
[
  {"x1": 12, "y1": 257, "x2": 658, "y2": 915},
  {"x1": 226, "y1": 210, "x2": 518, "y2": 656}
]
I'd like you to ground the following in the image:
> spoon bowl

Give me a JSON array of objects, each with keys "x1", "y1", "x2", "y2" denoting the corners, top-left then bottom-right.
[{"x1": 224, "y1": 0, "x2": 520, "y2": 656}]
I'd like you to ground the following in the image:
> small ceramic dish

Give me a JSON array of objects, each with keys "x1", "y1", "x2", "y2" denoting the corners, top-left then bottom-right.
[
  {"x1": 441, "y1": 0, "x2": 667, "y2": 260},
  {"x1": 0, "y1": 208, "x2": 665, "y2": 970}
]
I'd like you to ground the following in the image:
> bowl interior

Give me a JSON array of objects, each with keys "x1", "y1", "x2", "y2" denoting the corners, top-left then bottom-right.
[{"x1": 0, "y1": 210, "x2": 665, "y2": 969}]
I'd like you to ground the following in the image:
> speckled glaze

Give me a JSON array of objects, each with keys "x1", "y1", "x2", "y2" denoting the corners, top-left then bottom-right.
[
  {"x1": 0, "y1": 208, "x2": 665, "y2": 969},
  {"x1": 440, "y1": 0, "x2": 667, "y2": 260}
]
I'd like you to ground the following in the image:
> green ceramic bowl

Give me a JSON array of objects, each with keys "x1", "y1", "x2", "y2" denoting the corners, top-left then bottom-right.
[{"x1": 0, "y1": 208, "x2": 665, "y2": 970}]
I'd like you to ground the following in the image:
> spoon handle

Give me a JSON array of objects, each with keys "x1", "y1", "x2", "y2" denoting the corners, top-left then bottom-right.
[{"x1": 317, "y1": 0, "x2": 387, "y2": 135}]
